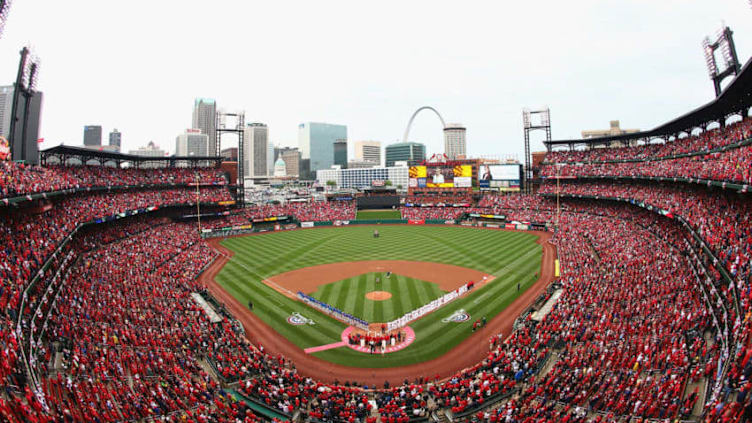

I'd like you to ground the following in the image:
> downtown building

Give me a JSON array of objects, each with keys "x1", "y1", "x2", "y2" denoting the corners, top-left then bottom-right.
[
  {"x1": 175, "y1": 129, "x2": 209, "y2": 157},
  {"x1": 129, "y1": 141, "x2": 167, "y2": 168},
  {"x1": 354, "y1": 140, "x2": 381, "y2": 165},
  {"x1": 244, "y1": 122, "x2": 269, "y2": 177},
  {"x1": 0, "y1": 85, "x2": 43, "y2": 164},
  {"x1": 385, "y1": 141, "x2": 425, "y2": 167},
  {"x1": 280, "y1": 148, "x2": 300, "y2": 177},
  {"x1": 84, "y1": 125, "x2": 102, "y2": 147},
  {"x1": 109, "y1": 129, "x2": 121, "y2": 151},
  {"x1": 192, "y1": 98, "x2": 217, "y2": 155},
  {"x1": 298, "y1": 122, "x2": 347, "y2": 179},
  {"x1": 443, "y1": 123, "x2": 466, "y2": 160},
  {"x1": 316, "y1": 163, "x2": 409, "y2": 190}
]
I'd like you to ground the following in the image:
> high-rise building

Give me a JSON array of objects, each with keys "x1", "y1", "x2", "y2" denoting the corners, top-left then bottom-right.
[
  {"x1": 0, "y1": 85, "x2": 43, "y2": 164},
  {"x1": 84, "y1": 125, "x2": 102, "y2": 147},
  {"x1": 109, "y1": 129, "x2": 121, "y2": 151},
  {"x1": 175, "y1": 129, "x2": 209, "y2": 157},
  {"x1": 243, "y1": 122, "x2": 268, "y2": 177},
  {"x1": 276, "y1": 147, "x2": 300, "y2": 177},
  {"x1": 192, "y1": 98, "x2": 216, "y2": 155},
  {"x1": 385, "y1": 141, "x2": 426, "y2": 167},
  {"x1": 443, "y1": 123, "x2": 466, "y2": 160},
  {"x1": 298, "y1": 122, "x2": 347, "y2": 179},
  {"x1": 354, "y1": 140, "x2": 381, "y2": 165},
  {"x1": 267, "y1": 142, "x2": 274, "y2": 176},
  {"x1": 0, "y1": 86, "x2": 13, "y2": 140},
  {"x1": 333, "y1": 139, "x2": 347, "y2": 169}
]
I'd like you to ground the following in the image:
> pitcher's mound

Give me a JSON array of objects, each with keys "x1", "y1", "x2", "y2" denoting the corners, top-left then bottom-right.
[{"x1": 365, "y1": 291, "x2": 392, "y2": 301}]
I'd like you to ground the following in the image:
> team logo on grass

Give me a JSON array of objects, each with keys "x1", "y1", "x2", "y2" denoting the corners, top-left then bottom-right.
[
  {"x1": 442, "y1": 309, "x2": 470, "y2": 323},
  {"x1": 287, "y1": 312, "x2": 315, "y2": 326}
]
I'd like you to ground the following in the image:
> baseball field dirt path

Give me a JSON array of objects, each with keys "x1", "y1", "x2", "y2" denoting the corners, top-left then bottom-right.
[{"x1": 202, "y1": 227, "x2": 555, "y2": 387}]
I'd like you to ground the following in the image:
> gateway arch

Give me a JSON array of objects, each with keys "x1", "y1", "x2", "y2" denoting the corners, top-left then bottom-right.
[{"x1": 402, "y1": 106, "x2": 446, "y2": 143}]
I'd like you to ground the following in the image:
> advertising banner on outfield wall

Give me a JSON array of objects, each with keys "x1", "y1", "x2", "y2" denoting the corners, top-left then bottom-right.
[
  {"x1": 301, "y1": 222, "x2": 314, "y2": 228},
  {"x1": 408, "y1": 219, "x2": 425, "y2": 225}
]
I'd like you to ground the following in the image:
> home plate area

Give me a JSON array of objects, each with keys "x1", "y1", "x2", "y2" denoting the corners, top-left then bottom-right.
[
  {"x1": 303, "y1": 326, "x2": 415, "y2": 354},
  {"x1": 341, "y1": 325, "x2": 415, "y2": 354}
]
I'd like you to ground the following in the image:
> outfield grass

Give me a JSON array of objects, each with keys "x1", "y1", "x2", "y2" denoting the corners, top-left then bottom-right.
[
  {"x1": 355, "y1": 209, "x2": 402, "y2": 220},
  {"x1": 215, "y1": 225, "x2": 541, "y2": 368},
  {"x1": 310, "y1": 272, "x2": 445, "y2": 322}
]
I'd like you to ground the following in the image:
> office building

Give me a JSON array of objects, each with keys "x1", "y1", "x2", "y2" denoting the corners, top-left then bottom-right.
[
  {"x1": 443, "y1": 123, "x2": 466, "y2": 160},
  {"x1": 316, "y1": 163, "x2": 409, "y2": 190},
  {"x1": 128, "y1": 141, "x2": 167, "y2": 168},
  {"x1": 267, "y1": 143, "x2": 274, "y2": 176},
  {"x1": 333, "y1": 139, "x2": 347, "y2": 168},
  {"x1": 280, "y1": 148, "x2": 300, "y2": 177},
  {"x1": 244, "y1": 122, "x2": 268, "y2": 177},
  {"x1": 298, "y1": 122, "x2": 347, "y2": 178},
  {"x1": 354, "y1": 140, "x2": 381, "y2": 165},
  {"x1": 109, "y1": 129, "x2": 121, "y2": 151},
  {"x1": 0, "y1": 86, "x2": 43, "y2": 164},
  {"x1": 0, "y1": 86, "x2": 13, "y2": 140},
  {"x1": 84, "y1": 125, "x2": 102, "y2": 147},
  {"x1": 175, "y1": 129, "x2": 209, "y2": 157},
  {"x1": 221, "y1": 147, "x2": 238, "y2": 161},
  {"x1": 582, "y1": 120, "x2": 640, "y2": 148},
  {"x1": 348, "y1": 159, "x2": 378, "y2": 169},
  {"x1": 385, "y1": 141, "x2": 425, "y2": 167},
  {"x1": 192, "y1": 98, "x2": 216, "y2": 155}
]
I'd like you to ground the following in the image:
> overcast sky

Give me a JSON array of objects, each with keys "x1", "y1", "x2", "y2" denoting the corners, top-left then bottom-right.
[{"x1": 1, "y1": 0, "x2": 750, "y2": 160}]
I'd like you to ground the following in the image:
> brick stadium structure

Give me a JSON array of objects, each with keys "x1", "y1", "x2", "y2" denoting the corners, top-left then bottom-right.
[{"x1": 2, "y1": 54, "x2": 752, "y2": 423}]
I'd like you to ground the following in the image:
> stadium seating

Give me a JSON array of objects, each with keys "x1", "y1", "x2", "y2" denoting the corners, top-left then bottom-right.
[
  {"x1": 4, "y1": 147, "x2": 752, "y2": 423},
  {"x1": 543, "y1": 117, "x2": 752, "y2": 164},
  {"x1": 0, "y1": 162, "x2": 228, "y2": 199}
]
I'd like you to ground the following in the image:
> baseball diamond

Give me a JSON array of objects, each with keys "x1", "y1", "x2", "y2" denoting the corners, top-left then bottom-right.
[{"x1": 209, "y1": 225, "x2": 545, "y2": 373}]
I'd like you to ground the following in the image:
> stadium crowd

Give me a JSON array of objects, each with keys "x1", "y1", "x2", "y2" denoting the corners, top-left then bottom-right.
[
  {"x1": 0, "y1": 162, "x2": 228, "y2": 199},
  {"x1": 241, "y1": 201, "x2": 356, "y2": 222},
  {"x1": 3, "y1": 142, "x2": 752, "y2": 422},
  {"x1": 543, "y1": 117, "x2": 752, "y2": 164},
  {"x1": 540, "y1": 144, "x2": 752, "y2": 184}
]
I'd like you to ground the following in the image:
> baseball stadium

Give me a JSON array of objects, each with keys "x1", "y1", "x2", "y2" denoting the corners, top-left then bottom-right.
[{"x1": 2, "y1": 2, "x2": 752, "y2": 423}]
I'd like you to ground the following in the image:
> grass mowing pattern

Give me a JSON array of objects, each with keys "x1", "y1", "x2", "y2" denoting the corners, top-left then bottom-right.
[
  {"x1": 215, "y1": 225, "x2": 541, "y2": 368},
  {"x1": 356, "y1": 210, "x2": 402, "y2": 220},
  {"x1": 310, "y1": 273, "x2": 445, "y2": 322}
]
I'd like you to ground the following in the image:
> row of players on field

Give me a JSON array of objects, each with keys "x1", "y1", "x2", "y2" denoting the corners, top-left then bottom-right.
[{"x1": 347, "y1": 329, "x2": 407, "y2": 353}]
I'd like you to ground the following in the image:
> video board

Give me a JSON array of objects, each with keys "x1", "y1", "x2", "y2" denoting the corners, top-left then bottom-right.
[
  {"x1": 478, "y1": 164, "x2": 521, "y2": 191},
  {"x1": 409, "y1": 165, "x2": 472, "y2": 188}
]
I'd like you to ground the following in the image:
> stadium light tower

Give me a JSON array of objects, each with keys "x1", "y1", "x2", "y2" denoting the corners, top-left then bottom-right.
[
  {"x1": 522, "y1": 107, "x2": 551, "y2": 195},
  {"x1": 702, "y1": 26, "x2": 741, "y2": 97},
  {"x1": 0, "y1": 0, "x2": 12, "y2": 39},
  {"x1": 8, "y1": 46, "x2": 41, "y2": 161}
]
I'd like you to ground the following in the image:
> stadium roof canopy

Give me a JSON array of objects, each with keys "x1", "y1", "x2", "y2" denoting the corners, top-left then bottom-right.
[
  {"x1": 40, "y1": 145, "x2": 223, "y2": 168},
  {"x1": 545, "y1": 57, "x2": 752, "y2": 150}
]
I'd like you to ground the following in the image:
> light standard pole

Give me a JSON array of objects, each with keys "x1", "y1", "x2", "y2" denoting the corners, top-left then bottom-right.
[
  {"x1": 555, "y1": 163, "x2": 562, "y2": 230},
  {"x1": 195, "y1": 172, "x2": 202, "y2": 235}
]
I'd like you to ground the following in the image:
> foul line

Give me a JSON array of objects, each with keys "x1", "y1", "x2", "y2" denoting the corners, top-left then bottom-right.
[{"x1": 304, "y1": 341, "x2": 346, "y2": 354}]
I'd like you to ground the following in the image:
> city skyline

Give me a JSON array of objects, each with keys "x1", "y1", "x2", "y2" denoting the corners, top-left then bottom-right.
[{"x1": 0, "y1": 1, "x2": 750, "y2": 161}]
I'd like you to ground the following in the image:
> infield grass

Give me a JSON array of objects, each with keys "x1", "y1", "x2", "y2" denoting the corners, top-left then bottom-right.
[
  {"x1": 215, "y1": 225, "x2": 542, "y2": 368},
  {"x1": 310, "y1": 273, "x2": 445, "y2": 322}
]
